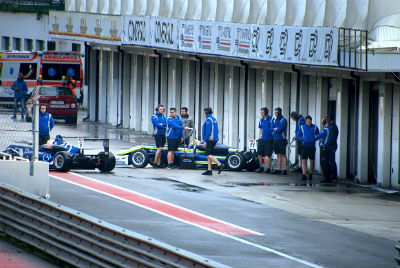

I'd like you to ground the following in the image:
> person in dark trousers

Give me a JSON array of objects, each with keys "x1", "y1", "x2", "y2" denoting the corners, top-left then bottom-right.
[
  {"x1": 39, "y1": 104, "x2": 55, "y2": 146},
  {"x1": 11, "y1": 72, "x2": 28, "y2": 120},
  {"x1": 63, "y1": 74, "x2": 77, "y2": 95},
  {"x1": 290, "y1": 111, "x2": 305, "y2": 167},
  {"x1": 315, "y1": 118, "x2": 335, "y2": 183},
  {"x1": 271, "y1": 107, "x2": 288, "y2": 175},
  {"x1": 255, "y1": 107, "x2": 273, "y2": 173},
  {"x1": 326, "y1": 115, "x2": 339, "y2": 181},
  {"x1": 180, "y1": 107, "x2": 194, "y2": 146},
  {"x1": 166, "y1": 108, "x2": 187, "y2": 169},
  {"x1": 151, "y1": 105, "x2": 167, "y2": 168},
  {"x1": 201, "y1": 107, "x2": 224, "y2": 176},
  {"x1": 295, "y1": 115, "x2": 319, "y2": 181}
]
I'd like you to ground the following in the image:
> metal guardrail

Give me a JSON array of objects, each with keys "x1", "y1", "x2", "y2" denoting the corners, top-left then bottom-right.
[
  {"x1": 396, "y1": 241, "x2": 400, "y2": 267},
  {"x1": 338, "y1": 28, "x2": 368, "y2": 71},
  {"x1": 0, "y1": 184, "x2": 228, "y2": 268}
]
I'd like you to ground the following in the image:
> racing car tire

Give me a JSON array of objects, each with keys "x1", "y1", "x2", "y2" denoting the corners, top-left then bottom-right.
[
  {"x1": 243, "y1": 152, "x2": 260, "y2": 172},
  {"x1": 53, "y1": 151, "x2": 73, "y2": 172},
  {"x1": 130, "y1": 149, "x2": 150, "y2": 168},
  {"x1": 97, "y1": 152, "x2": 116, "y2": 173},
  {"x1": 225, "y1": 152, "x2": 244, "y2": 171}
]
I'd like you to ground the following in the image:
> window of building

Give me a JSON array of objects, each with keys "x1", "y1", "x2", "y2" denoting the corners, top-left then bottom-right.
[
  {"x1": 72, "y1": 43, "x2": 81, "y2": 52},
  {"x1": 13, "y1": 38, "x2": 21, "y2": 50},
  {"x1": 25, "y1": 39, "x2": 33, "y2": 51},
  {"x1": 36, "y1": 40, "x2": 45, "y2": 51},
  {"x1": 2, "y1": 37, "x2": 10, "y2": 50},
  {"x1": 47, "y1": 41, "x2": 56, "y2": 50}
]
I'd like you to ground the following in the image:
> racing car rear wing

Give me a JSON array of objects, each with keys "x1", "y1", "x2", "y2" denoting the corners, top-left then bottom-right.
[{"x1": 56, "y1": 136, "x2": 110, "y2": 155}]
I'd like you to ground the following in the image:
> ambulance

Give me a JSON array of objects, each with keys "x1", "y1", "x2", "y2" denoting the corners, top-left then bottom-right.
[{"x1": 0, "y1": 51, "x2": 83, "y2": 104}]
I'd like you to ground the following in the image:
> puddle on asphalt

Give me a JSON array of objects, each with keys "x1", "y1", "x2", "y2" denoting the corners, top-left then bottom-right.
[{"x1": 148, "y1": 177, "x2": 206, "y2": 193}]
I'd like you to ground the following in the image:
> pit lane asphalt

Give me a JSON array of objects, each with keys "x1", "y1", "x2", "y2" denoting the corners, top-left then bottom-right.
[{"x1": 48, "y1": 112, "x2": 398, "y2": 268}]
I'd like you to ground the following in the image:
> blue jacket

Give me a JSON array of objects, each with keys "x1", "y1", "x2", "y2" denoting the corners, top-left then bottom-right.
[
  {"x1": 202, "y1": 114, "x2": 219, "y2": 142},
  {"x1": 315, "y1": 125, "x2": 335, "y2": 148},
  {"x1": 296, "y1": 123, "x2": 319, "y2": 147},
  {"x1": 166, "y1": 116, "x2": 184, "y2": 140},
  {"x1": 11, "y1": 79, "x2": 28, "y2": 99},
  {"x1": 259, "y1": 115, "x2": 273, "y2": 140},
  {"x1": 151, "y1": 113, "x2": 167, "y2": 135},
  {"x1": 330, "y1": 123, "x2": 339, "y2": 150},
  {"x1": 271, "y1": 116, "x2": 287, "y2": 140},
  {"x1": 39, "y1": 112, "x2": 54, "y2": 136},
  {"x1": 295, "y1": 114, "x2": 305, "y2": 134}
]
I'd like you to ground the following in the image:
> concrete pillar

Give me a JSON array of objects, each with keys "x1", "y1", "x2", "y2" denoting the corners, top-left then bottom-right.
[
  {"x1": 167, "y1": 58, "x2": 182, "y2": 109},
  {"x1": 289, "y1": 72, "x2": 298, "y2": 165},
  {"x1": 89, "y1": 48, "x2": 97, "y2": 122},
  {"x1": 141, "y1": 56, "x2": 150, "y2": 133},
  {"x1": 238, "y1": 66, "x2": 246, "y2": 150},
  {"x1": 334, "y1": 78, "x2": 349, "y2": 179},
  {"x1": 392, "y1": 85, "x2": 400, "y2": 188},
  {"x1": 131, "y1": 55, "x2": 143, "y2": 131},
  {"x1": 356, "y1": 80, "x2": 370, "y2": 183},
  {"x1": 98, "y1": 50, "x2": 108, "y2": 123},
  {"x1": 223, "y1": 65, "x2": 232, "y2": 144},
  {"x1": 194, "y1": 61, "x2": 201, "y2": 139},
  {"x1": 248, "y1": 68, "x2": 257, "y2": 141},
  {"x1": 108, "y1": 52, "x2": 119, "y2": 126},
  {"x1": 213, "y1": 64, "x2": 224, "y2": 135},
  {"x1": 208, "y1": 63, "x2": 216, "y2": 106},
  {"x1": 279, "y1": 72, "x2": 291, "y2": 123},
  {"x1": 122, "y1": 53, "x2": 131, "y2": 129},
  {"x1": 377, "y1": 82, "x2": 393, "y2": 187},
  {"x1": 299, "y1": 75, "x2": 309, "y2": 116},
  {"x1": 315, "y1": 76, "x2": 329, "y2": 173},
  {"x1": 230, "y1": 67, "x2": 240, "y2": 147},
  {"x1": 308, "y1": 75, "x2": 317, "y2": 118},
  {"x1": 160, "y1": 57, "x2": 169, "y2": 107},
  {"x1": 265, "y1": 70, "x2": 273, "y2": 111}
]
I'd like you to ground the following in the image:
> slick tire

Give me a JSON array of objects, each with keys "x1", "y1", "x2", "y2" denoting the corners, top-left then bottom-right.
[
  {"x1": 225, "y1": 152, "x2": 244, "y2": 171},
  {"x1": 130, "y1": 149, "x2": 150, "y2": 168},
  {"x1": 53, "y1": 151, "x2": 73, "y2": 172}
]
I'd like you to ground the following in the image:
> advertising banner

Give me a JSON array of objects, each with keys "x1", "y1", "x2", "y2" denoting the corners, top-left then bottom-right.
[
  {"x1": 150, "y1": 17, "x2": 179, "y2": 50},
  {"x1": 179, "y1": 20, "x2": 198, "y2": 52},
  {"x1": 196, "y1": 20, "x2": 217, "y2": 54},
  {"x1": 123, "y1": 16, "x2": 150, "y2": 46},
  {"x1": 49, "y1": 11, "x2": 122, "y2": 45},
  {"x1": 215, "y1": 22, "x2": 236, "y2": 56}
]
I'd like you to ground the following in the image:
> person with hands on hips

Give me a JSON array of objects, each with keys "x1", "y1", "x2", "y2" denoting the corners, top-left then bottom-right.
[
  {"x1": 255, "y1": 107, "x2": 273, "y2": 174},
  {"x1": 151, "y1": 105, "x2": 167, "y2": 168},
  {"x1": 166, "y1": 108, "x2": 188, "y2": 169},
  {"x1": 201, "y1": 107, "x2": 224, "y2": 176},
  {"x1": 11, "y1": 72, "x2": 28, "y2": 120},
  {"x1": 271, "y1": 107, "x2": 288, "y2": 175}
]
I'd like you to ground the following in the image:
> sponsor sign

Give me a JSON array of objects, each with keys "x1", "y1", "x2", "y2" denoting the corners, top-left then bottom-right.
[
  {"x1": 150, "y1": 17, "x2": 179, "y2": 50},
  {"x1": 215, "y1": 22, "x2": 236, "y2": 56},
  {"x1": 197, "y1": 21, "x2": 216, "y2": 54},
  {"x1": 179, "y1": 20, "x2": 197, "y2": 52},
  {"x1": 123, "y1": 16, "x2": 150, "y2": 46}
]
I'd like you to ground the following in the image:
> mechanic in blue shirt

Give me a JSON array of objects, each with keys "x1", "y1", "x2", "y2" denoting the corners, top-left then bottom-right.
[
  {"x1": 201, "y1": 107, "x2": 224, "y2": 176},
  {"x1": 166, "y1": 108, "x2": 187, "y2": 169},
  {"x1": 315, "y1": 118, "x2": 336, "y2": 183},
  {"x1": 151, "y1": 105, "x2": 167, "y2": 168},
  {"x1": 39, "y1": 104, "x2": 55, "y2": 146},
  {"x1": 296, "y1": 115, "x2": 319, "y2": 181},
  {"x1": 326, "y1": 115, "x2": 339, "y2": 181},
  {"x1": 255, "y1": 107, "x2": 273, "y2": 174},
  {"x1": 290, "y1": 111, "x2": 305, "y2": 161},
  {"x1": 271, "y1": 107, "x2": 288, "y2": 175},
  {"x1": 11, "y1": 72, "x2": 28, "y2": 120}
]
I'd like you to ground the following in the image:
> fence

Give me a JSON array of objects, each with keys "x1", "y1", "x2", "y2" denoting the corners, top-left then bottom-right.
[{"x1": 338, "y1": 28, "x2": 368, "y2": 71}]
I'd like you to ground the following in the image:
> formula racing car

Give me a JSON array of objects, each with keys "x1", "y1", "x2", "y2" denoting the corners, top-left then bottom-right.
[
  {"x1": 117, "y1": 139, "x2": 259, "y2": 171},
  {"x1": 2, "y1": 135, "x2": 115, "y2": 172}
]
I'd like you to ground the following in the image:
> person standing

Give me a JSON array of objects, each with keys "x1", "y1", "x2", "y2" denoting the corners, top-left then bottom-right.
[
  {"x1": 315, "y1": 118, "x2": 335, "y2": 183},
  {"x1": 271, "y1": 107, "x2": 288, "y2": 175},
  {"x1": 11, "y1": 72, "x2": 28, "y2": 120},
  {"x1": 326, "y1": 115, "x2": 339, "y2": 181},
  {"x1": 39, "y1": 104, "x2": 55, "y2": 146},
  {"x1": 296, "y1": 115, "x2": 319, "y2": 181},
  {"x1": 166, "y1": 108, "x2": 186, "y2": 169},
  {"x1": 37, "y1": 75, "x2": 43, "y2": 86},
  {"x1": 180, "y1": 107, "x2": 194, "y2": 146},
  {"x1": 151, "y1": 105, "x2": 167, "y2": 168},
  {"x1": 201, "y1": 107, "x2": 224, "y2": 176},
  {"x1": 63, "y1": 74, "x2": 77, "y2": 96},
  {"x1": 290, "y1": 111, "x2": 305, "y2": 165},
  {"x1": 255, "y1": 107, "x2": 273, "y2": 173}
]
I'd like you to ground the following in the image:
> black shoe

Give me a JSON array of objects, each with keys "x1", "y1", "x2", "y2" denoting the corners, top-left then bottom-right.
[
  {"x1": 265, "y1": 168, "x2": 271, "y2": 174},
  {"x1": 218, "y1": 164, "x2": 224, "y2": 174},
  {"x1": 308, "y1": 174, "x2": 313, "y2": 180},
  {"x1": 271, "y1": 170, "x2": 281, "y2": 174},
  {"x1": 302, "y1": 175, "x2": 307, "y2": 181},
  {"x1": 255, "y1": 167, "x2": 264, "y2": 173},
  {"x1": 152, "y1": 164, "x2": 160, "y2": 169},
  {"x1": 281, "y1": 170, "x2": 287, "y2": 175},
  {"x1": 202, "y1": 170, "x2": 213, "y2": 176},
  {"x1": 166, "y1": 164, "x2": 173, "y2": 170},
  {"x1": 320, "y1": 179, "x2": 333, "y2": 184},
  {"x1": 171, "y1": 165, "x2": 177, "y2": 169}
]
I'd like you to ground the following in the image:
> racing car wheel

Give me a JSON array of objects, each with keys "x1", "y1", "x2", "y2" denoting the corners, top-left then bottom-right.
[
  {"x1": 97, "y1": 152, "x2": 116, "y2": 173},
  {"x1": 53, "y1": 151, "x2": 73, "y2": 172},
  {"x1": 225, "y1": 152, "x2": 244, "y2": 171},
  {"x1": 130, "y1": 149, "x2": 150, "y2": 168}
]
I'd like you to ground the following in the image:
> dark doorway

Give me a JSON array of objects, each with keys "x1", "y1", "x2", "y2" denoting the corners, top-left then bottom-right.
[
  {"x1": 368, "y1": 86, "x2": 379, "y2": 184},
  {"x1": 347, "y1": 79, "x2": 359, "y2": 178}
]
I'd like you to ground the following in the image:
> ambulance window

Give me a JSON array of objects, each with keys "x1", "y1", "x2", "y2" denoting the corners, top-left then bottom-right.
[
  {"x1": 42, "y1": 63, "x2": 62, "y2": 80},
  {"x1": 19, "y1": 63, "x2": 37, "y2": 80},
  {"x1": 60, "y1": 64, "x2": 80, "y2": 81}
]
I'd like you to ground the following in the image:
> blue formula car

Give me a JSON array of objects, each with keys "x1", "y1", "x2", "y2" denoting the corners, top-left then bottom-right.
[
  {"x1": 117, "y1": 139, "x2": 259, "y2": 171},
  {"x1": 2, "y1": 135, "x2": 115, "y2": 172}
]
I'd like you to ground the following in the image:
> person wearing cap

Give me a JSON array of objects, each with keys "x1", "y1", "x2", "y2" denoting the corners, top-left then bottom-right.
[
  {"x1": 290, "y1": 111, "x2": 305, "y2": 164},
  {"x1": 296, "y1": 115, "x2": 319, "y2": 181},
  {"x1": 255, "y1": 107, "x2": 273, "y2": 173},
  {"x1": 271, "y1": 107, "x2": 288, "y2": 175}
]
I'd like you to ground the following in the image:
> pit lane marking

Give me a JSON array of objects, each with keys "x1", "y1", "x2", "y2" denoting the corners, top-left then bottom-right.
[{"x1": 50, "y1": 171, "x2": 324, "y2": 268}]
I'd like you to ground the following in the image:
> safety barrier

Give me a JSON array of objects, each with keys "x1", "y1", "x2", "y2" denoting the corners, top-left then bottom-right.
[{"x1": 0, "y1": 184, "x2": 228, "y2": 268}]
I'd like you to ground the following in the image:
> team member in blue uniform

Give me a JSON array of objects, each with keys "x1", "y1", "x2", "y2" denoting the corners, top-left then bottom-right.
[
  {"x1": 326, "y1": 115, "x2": 339, "y2": 181},
  {"x1": 38, "y1": 104, "x2": 55, "y2": 146},
  {"x1": 315, "y1": 118, "x2": 336, "y2": 183},
  {"x1": 166, "y1": 108, "x2": 186, "y2": 169},
  {"x1": 290, "y1": 111, "x2": 305, "y2": 162},
  {"x1": 271, "y1": 107, "x2": 288, "y2": 175},
  {"x1": 151, "y1": 105, "x2": 167, "y2": 168},
  {"x1": 255, "y1": 107, "x2": 273, "y2": 173},
  {"x1": 201, "y1": 107, "x2": 224, "y2": 176},
  {"x1": 296, "y1": 115, "x2": 319, "y2": 181}
]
